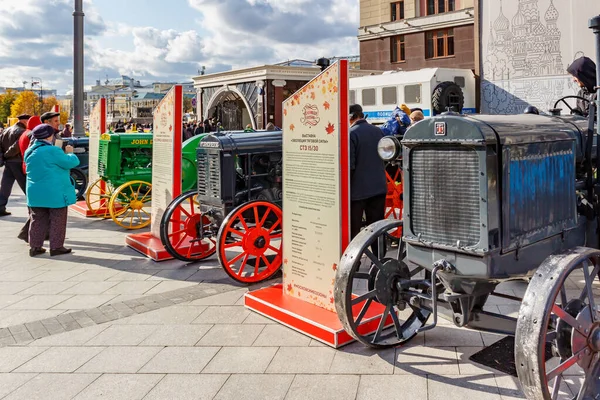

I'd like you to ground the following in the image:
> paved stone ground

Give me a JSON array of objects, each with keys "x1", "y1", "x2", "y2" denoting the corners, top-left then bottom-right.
[{"x1": 0, "y1": 182, "x2": 595, "y2": 399}]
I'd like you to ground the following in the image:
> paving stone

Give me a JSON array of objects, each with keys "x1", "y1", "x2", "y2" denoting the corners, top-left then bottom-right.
[
  {"x1": 192, "y1": 305, "x2": 250, "y2": 324},
  {"x1": 357, "y1": 374, "x2": 428, "y2": 400},
  {"x1": 0, "y1": 346, "x2": 47, "y2": 372},
  {"x1": 286, "y1": 375, "x2": 360, "y2": 400},
  {"x1": 252, "y1": 324, "x2": 311, "y2": 347},
  {"x1": 15, "y1": 346, "x2": 103, "y2": 372},
  {"x1": 6, "y1": 295, "x2": 73, "y2": 310},
  {"x1": 427, "y1": 374, "x2": 502, "y2": 400},
  {"x1": 203, "y1": 347, "x2": 278, "y2": 374},
  {"x1": 18, "y1": 282, "x2": 78, "y2": 295},
  {"x1": 28, "y1": 270, "x2": 85, "y2": 282},
  {"x1": 266, "y1": 346, "x2": 336, "y2": 374},
  {"x1": 243, "y1": 312, "x2": 277, "y2": 325},
  {"x1": 106, "y1": 271, "x2": 158, "y2": 282},
  {"x1": 0, "y1": 310, "x2": 65, "y2": 328},
  {"x1": 60, "y1": 281, "x2": 119, "y2": 295},
  {"x1": 215, "y1": 374, "x2": 294, "y2": 400},
  {"x1": 147, "y1": 269, "x2": 199, "y2": 281},
  {"x1": 3, "y1": 373, "x2": 100, "y2": 400},
  {"x1": 0, "y1": 373, "x2": 37, "y2": 399},
  {"x1": 197, "y1": 324, "x2": 265, "y2": 347},
  {"x1": 0, "y1": 270, "x2": 46, "y2": 282},
  {"x1": 0, "y1": 295, "x2": 30, "y2": 309},
  {"x1": 424, "y1": 325, "x2": 484, "y2": 347},
  {"x1": 12, "y1": 331, "x2": 34, "y2": 343},
  {"x1": 28, "y1": 324, "x2": 109, "y2": 346},
  {"x1": 66, "y1": 270, "x2": 121, "y2": 281},
  {"x1": 0, "y1": 282, "x2": 37, "y2": 295},
  {"x1": 118, "y1": 305, "x2": 207, "y2": 325},
  {"x1": 54, "y1": 294, "x2": 118, "y2": 310},
  {"x1": 395, "y1": 346, "x2": 460, "y2": 375},
  {"x1": 139, "y1": 346, "x2": 220, "y2": 373},
  {"x1": 329, "y1": 342, "x2": 396, "y2": 374},
  {"x1": 8, "y1": 324, "x2": 28, "y2": 334},
  {"x1": 72, "y1": 373, "x2": 163, "y2": 400},
  {"x1": 86, "y1": 324, "x2": 158, "y2": 345},
  {"x1": 145, "y1": 374, "x2": 229, "y2": 400},
  {"x1": 0, "y1": 335, "x2": 17, "y2": 345},
  {"x1": 493, "y1": 375, "x2": 526, "y2": 399},
  {"x1": 140, "y1": 324, "x2": 213, "y2": 346},
  {"x1": 77, "y1": 346, "x2": 162, "y2": 373},
  {"x1": 189, "y1": 289, "x2": 247, "y2": 306}
]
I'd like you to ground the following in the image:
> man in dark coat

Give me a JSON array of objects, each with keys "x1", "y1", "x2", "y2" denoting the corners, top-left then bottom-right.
[
  {"x1": 567, "y1": 56, "x2": 597, "y2": 117},
  {"x1": 349, "y1": 104, "x2": 387, "y2": 240},
  {"x1": 0, "y1": 114, "x2": 30, "y2": 216}
]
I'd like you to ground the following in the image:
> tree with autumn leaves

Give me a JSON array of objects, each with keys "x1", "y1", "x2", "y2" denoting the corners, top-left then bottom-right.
[{"x1": 0, "y1": 90, "x2": 68, "y2": 125}]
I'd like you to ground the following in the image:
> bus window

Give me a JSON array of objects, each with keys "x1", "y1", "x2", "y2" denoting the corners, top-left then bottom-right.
[
  {"x1": 362, "y1": 88, "x2": 376, "y2": 106},
  {"x1": 404, "y1": 84, "x2": 421, "y2": 103},
  {"x1": 382, "y1": 87, "x2": 397, "y2": 105},
  {"x1": 454, "y1": 76, "x2": 465, "y2": 88},
  {"x1": 349, "y1": 90, "x2": 356, "y2": 105}
]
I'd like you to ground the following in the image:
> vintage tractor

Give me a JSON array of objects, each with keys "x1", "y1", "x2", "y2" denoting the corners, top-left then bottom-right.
[
  {"x1": 86, "y1": 132, "x2": 203, "y2": 229},
  {"x1": 160, "y1": 130, "x2": 284, "y2": 283},
  {"x1": 334, "y1": 16, "x2": 600, "y2": 400},
  {"x1": 66, "y1": 136, "x2": 90, "y2": 200}
]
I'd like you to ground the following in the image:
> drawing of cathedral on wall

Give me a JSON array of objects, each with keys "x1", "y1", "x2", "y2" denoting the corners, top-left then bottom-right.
[{"x1": 482, "y1": 0, "x2": 574, "y2": 114}]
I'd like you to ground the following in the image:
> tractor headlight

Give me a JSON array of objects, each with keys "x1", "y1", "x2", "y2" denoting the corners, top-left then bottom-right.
[{"x1": 377, "y1": 136, "x2": 401, "y2": 161}]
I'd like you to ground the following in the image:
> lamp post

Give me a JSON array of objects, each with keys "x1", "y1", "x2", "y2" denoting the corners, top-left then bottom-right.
[
  {"x1": 73, "y1": 0, "x2": 85, "y2": 136},
  {"x1": 31, "y1": 77, "x2": 43, "y2": 114}
]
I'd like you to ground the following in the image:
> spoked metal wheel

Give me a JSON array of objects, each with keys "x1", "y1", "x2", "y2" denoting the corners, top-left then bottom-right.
[
  {"x1": 216, "y1": 200, "x2": 282, "y2": 284},
  {"x1": 334, "y1": 219, "x2": 430, "y2": 349},
  {"x1": 384, "y1": 168, "x2": 403, "y2": 239},
  {"x1": 85, "y1": 178, "x2": 115, "y2": 218},
  {"x1": 108, "y1": 180, "x2": 152, "y2": 230},
  {"x1": 70, "y1": 168, "x2": 87, "y2": 201},
  {"x1": 516, "y1": 247, "x2": 600, "y2": 400},
  {"x1": 160, "y1": 190, "x2": 216, "y2": 262}
]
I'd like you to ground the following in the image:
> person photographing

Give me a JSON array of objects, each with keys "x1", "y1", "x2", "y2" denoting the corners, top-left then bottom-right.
[{"x1": 24, "y1": 124, "x2": 79, "y2": 257}]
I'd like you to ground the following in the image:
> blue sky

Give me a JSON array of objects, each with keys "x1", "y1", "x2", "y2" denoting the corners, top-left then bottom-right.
[{"x1": 0, "y1": 0, "x2": 359, "y2": 94}]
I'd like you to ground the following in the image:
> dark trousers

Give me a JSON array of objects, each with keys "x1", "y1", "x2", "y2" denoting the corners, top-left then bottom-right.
[
  {"x1": 29, "y1": 207, "x2": 68, "y2": 249},
  {"x1": 0, "y1": 161, "x2": 26, "y2": 211},
  {"x1": 350, "y1": 194, "x2": 386, "y2": 239}
]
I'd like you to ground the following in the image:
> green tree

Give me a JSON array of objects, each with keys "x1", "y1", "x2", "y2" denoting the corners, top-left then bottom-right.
[
  {"x1": 0, "y1": 90, "x2": 18, "y2": 124},
  {"x1": 183, "y1": 97, "x2": 193, "y2": 113}
]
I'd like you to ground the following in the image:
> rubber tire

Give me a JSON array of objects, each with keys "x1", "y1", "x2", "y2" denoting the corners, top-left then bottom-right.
[
  {"x1": 431, "y1": 81, "x2": 464, "y2": 115},
  {"x1": 70, "y1": 168, "x2": 87, "y2": 201}
]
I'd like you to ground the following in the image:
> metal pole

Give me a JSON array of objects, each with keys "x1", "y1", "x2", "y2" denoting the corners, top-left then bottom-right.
[
  {"x1": 73, "y1": 0, "x2": 85, "y2": 136},
  {"x1": 590, "y1": 16, "x2": 600, "y2": 131}
]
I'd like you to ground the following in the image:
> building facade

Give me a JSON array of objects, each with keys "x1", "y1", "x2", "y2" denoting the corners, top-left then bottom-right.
[{"x1": 359, "y1": 0, "x2": 475, "y2": 71}]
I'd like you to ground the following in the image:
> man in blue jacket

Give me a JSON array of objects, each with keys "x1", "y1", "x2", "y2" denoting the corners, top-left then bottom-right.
[{"x1": 349, "y1": 104, "x2": 387, "y2": 240}]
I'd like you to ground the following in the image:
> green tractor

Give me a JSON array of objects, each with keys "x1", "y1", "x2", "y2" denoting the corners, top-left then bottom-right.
[{"x1": 85, "y1": 132, "x2": 204, "y2": 229}]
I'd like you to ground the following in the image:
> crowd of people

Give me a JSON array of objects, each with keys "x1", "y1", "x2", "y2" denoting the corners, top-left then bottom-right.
[{"x1": 0, "y1": 112, "x2": 78, "y2": 257}]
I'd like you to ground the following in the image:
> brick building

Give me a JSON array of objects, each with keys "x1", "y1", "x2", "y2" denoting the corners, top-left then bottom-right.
[{"x1": 359, "y1": 0, "x2": 476, "y2": 72}]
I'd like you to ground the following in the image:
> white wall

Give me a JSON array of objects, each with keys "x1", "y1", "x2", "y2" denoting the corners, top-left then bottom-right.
[{"x1": 481, "y1": 0, "x2": 600, "y2": 114}]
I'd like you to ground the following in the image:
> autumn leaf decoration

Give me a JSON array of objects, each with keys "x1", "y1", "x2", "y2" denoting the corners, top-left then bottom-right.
[
  {"x1": 332, "y1": 263, "x2": 337, "y2": 271},
  {"x1": 286, "y1": 283, "x2": 293, "y2": 293},
  {"x1": 289, "y1": 124, "x2": 295, "y2": 132},
  {"x1": 325, "y1": 122, "x2": 335, "y2": 135},
  {"x1": 323, "y1": 101, "x2": 330, "y2": 110}
]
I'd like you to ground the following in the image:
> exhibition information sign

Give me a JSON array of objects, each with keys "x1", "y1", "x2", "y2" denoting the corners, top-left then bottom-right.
[
  {"x1": 150, "y1": 85, "x2": 183, "y2": 238},
  {"x1": 282, "y1": 61, "x2": 350, "y2": 312},
  {"x1": 88, "y1": 98, "x2": 106, "y2": 187}
]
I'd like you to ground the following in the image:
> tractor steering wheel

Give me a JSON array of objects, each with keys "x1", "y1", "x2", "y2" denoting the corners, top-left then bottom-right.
[{"x1": 553, "y1": 95, "x2": 590, "y2": 115}]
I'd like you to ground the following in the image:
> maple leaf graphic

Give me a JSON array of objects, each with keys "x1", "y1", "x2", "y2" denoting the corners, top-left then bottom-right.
[
  {"x1": 310, "y1": 92, "x2": 316, "y2": 100},
  {"x1": 329, "y1": 297, "x2": 334, "y2": 304},
  {"x1": 325, "y1": 122, "x2": 335, "y2": 135},
  {"x1": 332, "y1": 263, "x2": 337, "y2": 271},
  {"x1": 289, "y1": 124, "x2": 295, "y2": 132},
  {"x1": 323, "y1": 101, "x2": 330, "y2": 110},
  {"x1": 286, "y1": 283, "x2": 293, "y2": 292},
  {"x1": 169, "y1": 125, "x2": 173, "y2": 132},
  {"x1": 284, "y1": 258, "x2": 288, "y2": 264},
  {"x1": 283, "y1": 109, "x2": 287, "y2": 116}
]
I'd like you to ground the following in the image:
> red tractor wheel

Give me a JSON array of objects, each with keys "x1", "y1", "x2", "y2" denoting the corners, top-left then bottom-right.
[
  {"x1": 160, "y1": 190, "x2": 216, "y2": 262},
  {"x1": 217, "y1": 200, "x2": 283, "y2": 284},
  {"x1": 385, "y1": 167, "x2": 404, "y2": 239}
]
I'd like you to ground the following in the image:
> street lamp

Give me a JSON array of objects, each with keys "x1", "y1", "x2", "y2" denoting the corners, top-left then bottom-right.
[{"x1": 31, "y1": 77, "x2": 43, "y2": 113}]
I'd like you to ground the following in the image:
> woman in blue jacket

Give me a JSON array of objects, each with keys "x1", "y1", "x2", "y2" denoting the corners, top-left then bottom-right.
[{"x1": 24, "y1": 124, "x2": 80, "y2": 257}]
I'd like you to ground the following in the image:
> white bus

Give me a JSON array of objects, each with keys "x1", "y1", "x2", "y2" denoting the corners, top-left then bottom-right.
[{"x1": 349, "y1": 68, "x2": 477, "y2": 124}]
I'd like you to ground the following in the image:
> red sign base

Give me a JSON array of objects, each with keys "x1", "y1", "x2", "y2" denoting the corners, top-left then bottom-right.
[
  {"x1": 69, "y1": 201, "x2": 100, "y2": 217},
  {"x1": 126, "y1": 232, "x2": 173, "y2": 262},
  {"x1": 245, "y1": 284, "x2": 391, "y2": 348}
]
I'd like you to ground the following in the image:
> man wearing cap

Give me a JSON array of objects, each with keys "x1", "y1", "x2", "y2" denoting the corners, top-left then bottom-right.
[
  {"x1": 0, "y1": 114, "x2": 30, "y2": 216},
  {"x1": 349, "y1": 104, "x2": 387, "y2": 239},
  {"x1": 40, "y1": 111, "x2": 61, "y2": 132}
]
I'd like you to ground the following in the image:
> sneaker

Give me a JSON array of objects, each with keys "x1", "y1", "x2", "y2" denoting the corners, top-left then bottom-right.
[
  {"x1": 0, "y1": 210, "x2": 11, "y2": 217},
  {"x1": 50, "y1": 247, "x2": 72, "y2": 257},
  {"x1": 29, "y1": 247, "x2": 46, "y2": 257}
]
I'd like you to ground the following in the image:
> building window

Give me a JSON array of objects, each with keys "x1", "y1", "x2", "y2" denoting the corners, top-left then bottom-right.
[
  {"x1": 382, "y1": 87, "x2": 397, "y2": 105},
  {"x1": 391, "y1": 1, "x2": 404, "y2": 21},
  {"x1": 391, "y1": 35, "x2": 406, "y2": 63},
  {"x1": 362, "y1": 88, "x2": 376, "y2": 106},
  {"x1": 404, "y1": 84, "x2": 422, "y2": 103},
  {"x1": 427, "y1": 0, "x2": 455, "y2": 15},
  {"x1": 426, "y1": 28, "x2": 454, "y2": 59}
]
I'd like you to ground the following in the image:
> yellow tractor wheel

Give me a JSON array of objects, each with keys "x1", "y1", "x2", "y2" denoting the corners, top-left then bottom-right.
[
  {"x1": 85, "y1": 178, "x2": 114, "y2": 218},
  {"x1": 108, "y1": 180, "x2": 152, "y2": 230}
]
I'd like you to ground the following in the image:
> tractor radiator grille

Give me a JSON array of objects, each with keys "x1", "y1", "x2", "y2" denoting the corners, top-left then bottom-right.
[
  {"x1": 410, "y1": 146, "x2": 481, "y2": 247},
  {"x1": 197, "y1": 153, "x2": 220, "y2": 199},
  {"x1": 98, "y1": 142, "x2": 109, "y2": 176}
]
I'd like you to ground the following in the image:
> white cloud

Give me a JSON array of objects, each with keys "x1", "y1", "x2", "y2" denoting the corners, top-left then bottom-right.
[{"x1": 0, "y1": 0, "x2": 358, "y2": 93}]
